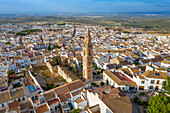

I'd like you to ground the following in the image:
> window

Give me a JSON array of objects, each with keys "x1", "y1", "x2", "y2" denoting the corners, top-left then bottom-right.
[
  {"x1": 150, "y1": 80, "x2": 155, "y2": 84},
  {"x1": 141, "y1": 81, "x2": 145, "y2": 84},
  {"x1": 1, "y1": 103, "x2": 5, "y2": 108},
  {"x1": 22, "y1": 97, "x2": 25, "y2": 101},
  {"x1": 55, "y1": 106, "x2": 58, "y2": 110},
  {"x1": 157, "y1": 80, "x2": 160, "y2": 84},
  {"x1": 89, "y1": 50, "x2": 91, "y2": 56},
  {"x1": 150, "y1": 86, "x2": 153, "y2": 89}
]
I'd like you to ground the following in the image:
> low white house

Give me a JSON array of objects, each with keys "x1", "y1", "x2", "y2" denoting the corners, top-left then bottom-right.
[
  {"x1": 136, "y1": 70, "x2": 168, "y2": 90},
  {"x1": 103, "y1": 70, "x2": 138, "y2": 91}
]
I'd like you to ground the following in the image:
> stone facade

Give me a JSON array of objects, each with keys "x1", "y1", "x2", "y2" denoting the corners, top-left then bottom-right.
[{"x1": 83, "y1": 28, "x2": 93, "y2": 81}]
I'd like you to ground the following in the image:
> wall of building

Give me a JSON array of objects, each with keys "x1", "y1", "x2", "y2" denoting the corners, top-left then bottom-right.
[
  {"x1": 100, "y1": 101, "x2": 112, "y2": 113},
  {"x1": 74, "y1": 100, "x2": 87, "y2": 109},
  {"x1": 28, "y1": 70, "x2": 43, "y2": 93},
  {"x1": 46, "y1": 62, "x2": 53, "y2": 74},
  {"x1": 86, "y1": 90, "x2": 100, "y2": 107},
  {"x1": 57, "y1": 66, "x2": 73, "y2": 82}
]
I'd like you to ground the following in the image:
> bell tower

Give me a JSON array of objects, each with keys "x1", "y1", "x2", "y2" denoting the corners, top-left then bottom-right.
[{"x1": 83, "y1": 27, "x2": 93, "y2": 81}]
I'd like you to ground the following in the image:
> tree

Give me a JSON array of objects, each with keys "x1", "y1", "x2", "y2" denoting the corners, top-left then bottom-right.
[
  {"x1": 46, "y1": 83, "x2": 54, "y2": 90},
  {"x1": 100, "y1": 82, "x2": 105, "y2": 86},
  {"x1": 71, "y1": 108, "x2": 80, "y2": 113},
  {"x1": 48, "y1": 43, "x2": 51, "y2": 51},
  {"x1": 98, "y1": 67, "x2": 101, "y2": 70},
  {"x1": 53, "y1": 45, "x2": 59, "y2": 49},
  {"x1": 7, "y1": 70, "x2": 15, "y2": 75},
  {"x1": 74, "y1": 69, "x2": 78, "y2": 74},
  {"x1": 101, "y1": 69, "x2": 105, "y2": 73},
  {"x1": 25, "y1": 66, "x2": 29, "y2": 71},
  {"x1": 79, "y1": 64, "x2": 83, "y2": 69},
  {"x1": 162, "y1": 76, "x2": 170, "y2": 90},
  {"x1": 97, "y1": 71, "x2": 101, "y2": 75},
  {"x1": 148, "y1": 94, "x2": 170, "y2": 113},
  {"x1": 93, "y1": 72, "x2": 96, "y2": 75},
  {"x1": 5, "y1": 41, "x2": 11, "y2": 45},
  {"x1": 133, "y1": 58, "x2": 141, "y2": 65},
  {"x1": 54, "y1": 58, "x2": 59, "y2": 65},
  {"x1": 91, "y1": 83, "x2": 96, "y2": 86},
  {"x1": 94, "y1": 64, "x2": 97, "y2": 69}
]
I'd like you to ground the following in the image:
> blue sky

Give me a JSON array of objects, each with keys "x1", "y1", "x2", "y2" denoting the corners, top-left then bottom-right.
[{"x1": 0, "y1": 0, "x2": 170, "y2": 13}]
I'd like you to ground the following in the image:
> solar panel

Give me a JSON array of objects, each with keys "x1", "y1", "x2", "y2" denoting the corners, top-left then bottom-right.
[
  {"x1": 32, "y1": 97, "x2": 35, "y2": 101},
  {"x1": 35, "y1": 96, "x2": 38, "y2": 100},
  {"x1": 155, "y1": 73, "x2": 160, "y2": 76}
]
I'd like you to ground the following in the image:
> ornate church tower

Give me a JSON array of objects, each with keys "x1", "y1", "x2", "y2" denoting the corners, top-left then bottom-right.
[{"x1": 83, "y1": 28, "x2": 93, "y2": 81}]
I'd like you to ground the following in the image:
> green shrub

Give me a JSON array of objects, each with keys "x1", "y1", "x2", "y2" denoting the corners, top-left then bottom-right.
[
  {"x1": 97, "y1": 71, "x2": 101, "y2": 75},
  {"x1": 101, "y1": 69, "x2": 105, "y2": 73},
  {"x1": 5, "y1": 41, "x2": 11, "y2": 45},
  {"x1": 98, "y1": 67, "x2": 101, "y2": 70},
  {"x1": 61, "y1": 78, "x2": 66, "y2": 82},
  {"x1": 133, "y1": 96, "x2": 148, "y2": 106},
  {"x1": 100, "y1": 82, "x2": 105, "y2": 86},
  {"x1": 7, "y1": 70, "x2": 15, "y2": 75},
  {"x1": 139, "y1": 92, "x2": 145, "y2": 96},
  {"x1": 91, "y1": 83, "x2": 96, "y2": 86},
  {"x1": 93, "y1": 72, "x2": 96, "y2": 75}
]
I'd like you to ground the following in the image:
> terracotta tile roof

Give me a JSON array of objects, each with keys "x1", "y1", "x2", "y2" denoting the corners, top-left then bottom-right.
[
  {"x1": 155, "y1": 55, "x2": 164, "y2": 61},
  {"x1": 107, "y1": 64, "x2": 117, "y2": 70},
  {"x1": 138, "y1": 75, "x2": 146, "y2": 79},
  {"x1": 0, "y1": 91, "x2": 11, "y2": 103},
  {"x1": 104, "y1": 71, "x2": 137, "y2": 87},
  {"x1": 58, "y1": 93, "x2": 71, "y2": 102},
  {"x1": 141, "y1": 59, "x2": 151, "y2": 64},
  {"x1": 91, "y1": 86, "x2": 112, "y2": 93},
  {"x1": 71, "y1": 89, "x2": 82, "y2": 97},
  {"x1": 151, "y1": 58, "x2": 159, "y2": 62},
  {"x1": 137, "y1": 65, "x2": 146, "y2": 72},
  {"x1": 164, "y1": 56, "x2": 170, "y2": 60},
  {"x1": 162, "y1": 60, "x2": 170, "y2": 64},
  {"x1": 43, "y1": 90, "x2": 56, "y2": 101},
  {"x1": 9, "y1": 101, "x2": 19, "y2": 109},
  {"x1": 47, "y1": 98, "x2": 59, "y2": 105},
  {"x1": 103, "y1": 96, "x2": 132, "y2": 113},
  {"x1": 8, "y1": 106, "x2": 20, "y2": 113},
  {"x1": 10, "y1": 87, "x2": 25, "y2": 100},
  {"x1": 117, "y1": 57, "x2": 131, "y2": 65},
  {"x1": 130, "y1": 67, "x2": 141, "y2": 74},
  {"x1": 75, "y1": 56, "x2": 83, "y2": 61},
  {"x1": 120, "y1": 68, "x2": 133, "y2": 78},
  {"x1": 143, "y1": 70, "x2": 168, "y2": 79},
  {"x1": 54, "y1": 85, "x2": 70, "y2": 96},
  {"x1": 95, "y1": 48, "x2": 109, "y2": 53},
  {"x1": 74, "y1": 99, "x2": 84, "y2": 103},
  {"x1": 35, "y1": 104, "x2": 49, "y2": 113},
  {"x1": 67, "y1": 80, "x2": 84, "y2": 91},
  {"x1": 20, "y1": 100, "x2": 33, "y2": 111},
  {"x1": 54, "y1": 80, "x2": 84, "y2": 102}
]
